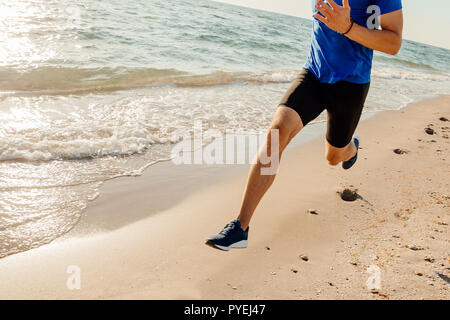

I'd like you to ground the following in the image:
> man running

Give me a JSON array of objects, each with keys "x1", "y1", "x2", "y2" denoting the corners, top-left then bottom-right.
[{"x1": 206, "y1": 0, "x2": 403, "y2": 251}]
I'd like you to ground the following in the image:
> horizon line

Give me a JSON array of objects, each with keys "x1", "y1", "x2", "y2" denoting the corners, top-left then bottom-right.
[{"x1": 211, "y1": 0, "x2": 450, "y2": 51}]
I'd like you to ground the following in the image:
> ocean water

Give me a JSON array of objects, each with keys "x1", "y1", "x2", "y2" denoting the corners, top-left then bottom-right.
[{"x1": 0, "y1": 0, "x2": 449, "y2": 258}]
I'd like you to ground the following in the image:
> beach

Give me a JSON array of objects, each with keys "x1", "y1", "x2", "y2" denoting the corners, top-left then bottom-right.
[
  {"x1": 0, "y1": 95, "x2": 448, "y2": 300},
  {"x1": 2, "y1": 0, "x2": 450, "y2": 260}
]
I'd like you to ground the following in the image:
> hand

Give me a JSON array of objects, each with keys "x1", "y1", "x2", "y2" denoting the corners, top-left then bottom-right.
[{"x1": 314, "y1": 0, "x2": 352, "y2": 34}]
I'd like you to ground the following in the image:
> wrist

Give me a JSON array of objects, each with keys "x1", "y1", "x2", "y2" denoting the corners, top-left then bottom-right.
[{"x1": 342, "y1": 17, "x2": 354, "y2": 36}]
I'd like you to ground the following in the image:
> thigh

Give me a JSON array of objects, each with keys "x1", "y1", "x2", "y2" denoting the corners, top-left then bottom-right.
[
  {"x1": 324, "y1": 81, "x2": 370, "y2": 148},
  {"x1": 278, "y1": 68, "x2": 326, "y2": 127}
]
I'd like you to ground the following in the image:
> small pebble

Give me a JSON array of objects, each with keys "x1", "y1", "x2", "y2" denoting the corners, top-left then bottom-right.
[
  {"x1": 425, "y1": 127, "x2": 435, "y2": 135},
  {"x1": 408, "y1": 245, "x2": 424, "y2": 251},
  {"x1": 340, "y1": 188, "x2": 358, "y2": 202},
  {"x1": 300, "y1": 255, "x2": 309, "y2": 262},
  {"x1": 393, "y1": 148, "x2": 408, "y2": 155}
]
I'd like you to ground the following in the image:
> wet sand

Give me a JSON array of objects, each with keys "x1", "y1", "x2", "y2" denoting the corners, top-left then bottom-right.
[{"x1": 0, "y1": 95, "x2": 448, "y2": 300}]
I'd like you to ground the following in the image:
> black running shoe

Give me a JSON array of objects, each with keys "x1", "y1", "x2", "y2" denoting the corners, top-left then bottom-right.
[{"x1": 206, "y1": 219, "x2": 249, "y2": 251}]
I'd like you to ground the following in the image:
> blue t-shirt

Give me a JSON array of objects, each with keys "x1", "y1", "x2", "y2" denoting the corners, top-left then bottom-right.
[{"x1": 304, "y1": 0, "x2": 402, "y2": 84}]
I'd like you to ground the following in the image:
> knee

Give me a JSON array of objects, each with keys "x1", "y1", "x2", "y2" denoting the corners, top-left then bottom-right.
[
  {"x1": 268, "y1": 122, "x2": 297, "y2": 149},
  {"x1": 267, "y1": 124, "x2": 284, "y2": 148}
]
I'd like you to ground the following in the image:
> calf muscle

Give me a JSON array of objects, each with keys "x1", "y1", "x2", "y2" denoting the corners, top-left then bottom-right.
[{"x1": 237, "y1": 106, "x2": 303, "y2": 229}]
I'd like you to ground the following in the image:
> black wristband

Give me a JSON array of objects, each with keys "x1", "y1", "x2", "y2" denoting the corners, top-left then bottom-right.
[{"x1": 342, "y1": 18, "x2": 354, "y2": 35}]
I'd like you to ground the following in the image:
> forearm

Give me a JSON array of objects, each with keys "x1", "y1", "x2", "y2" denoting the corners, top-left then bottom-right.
[{"x1": 345, "y1": 22, "x2": 402, "y2": 55}]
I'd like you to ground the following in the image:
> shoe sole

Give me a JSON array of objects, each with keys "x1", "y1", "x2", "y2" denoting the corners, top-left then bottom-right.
[{"x1": 206, "y1": 240, "x2": 248, "y2": 251}]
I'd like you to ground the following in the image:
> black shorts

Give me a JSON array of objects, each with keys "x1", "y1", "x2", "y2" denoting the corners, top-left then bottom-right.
[{"x1": 279, "y1": 68, "x2": 370, "y2": 148}]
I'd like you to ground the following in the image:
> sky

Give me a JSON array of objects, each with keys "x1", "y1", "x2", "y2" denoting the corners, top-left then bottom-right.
[{"x1": 214, "y1": 0, "x2": 450, "y2": 49}]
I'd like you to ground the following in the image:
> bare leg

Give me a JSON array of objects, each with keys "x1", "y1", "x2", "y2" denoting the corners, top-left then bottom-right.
[
  {"x1": 237, "y1": 106, "x2": 303, "y2": 230},
  {"x1": 325, "y1": 139, "x2": 357, "y2": 166}
]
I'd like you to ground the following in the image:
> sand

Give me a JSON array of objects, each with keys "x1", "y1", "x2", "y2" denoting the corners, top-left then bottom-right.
[{"x1": 0, "y1": 95, "x2": 448, "y2": 300}]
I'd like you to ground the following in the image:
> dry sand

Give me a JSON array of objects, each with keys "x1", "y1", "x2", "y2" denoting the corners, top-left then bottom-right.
[{"x1": 0, "y1": 95, "x2": 448, "y2": 300}]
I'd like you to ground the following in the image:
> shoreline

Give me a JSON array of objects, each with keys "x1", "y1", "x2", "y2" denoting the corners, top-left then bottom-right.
[
  {"x1": 64, "y1": 108, "x2": 382, "y2": 238},
  {"x1": 0, "y1": 95, "x2": 448, "y2": 299},
  {"x1": 65, "y1": 89, "x2": 436, "y2": 238}
]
